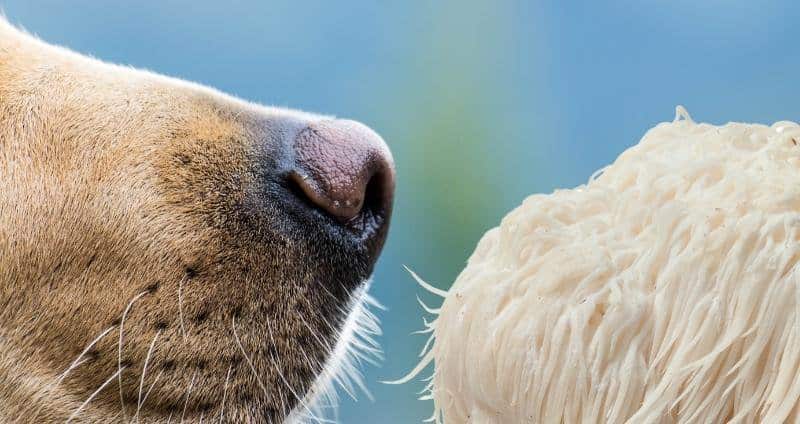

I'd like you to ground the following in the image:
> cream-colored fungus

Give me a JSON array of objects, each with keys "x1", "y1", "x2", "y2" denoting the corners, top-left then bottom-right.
[{"x1": 403, "y1": 107, "x2": 800, "y2": 423}]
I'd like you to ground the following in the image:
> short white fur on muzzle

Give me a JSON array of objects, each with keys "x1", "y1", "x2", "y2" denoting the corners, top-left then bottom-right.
[{"x1": 402, "y1": 107, "x2": 800, "y2": 423}]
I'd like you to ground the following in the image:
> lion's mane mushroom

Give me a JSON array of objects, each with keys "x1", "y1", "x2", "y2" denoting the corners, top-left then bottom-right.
[{"x1": 403, "y1": 107, "x2": 800, "y2": 423}]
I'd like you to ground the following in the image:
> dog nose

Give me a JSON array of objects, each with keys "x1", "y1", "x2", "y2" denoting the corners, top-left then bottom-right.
[{"x1": 289, "y1": 120, "x2": 395, "y2": 225}]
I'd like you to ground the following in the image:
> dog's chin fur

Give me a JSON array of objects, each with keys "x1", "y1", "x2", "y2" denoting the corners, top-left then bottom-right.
[
  {"x1": 287, "y1": 283, "x2": 382, "y2": 424},
  {"x1": 0, "y1": 16, "x2": 388, "y2": 423}
]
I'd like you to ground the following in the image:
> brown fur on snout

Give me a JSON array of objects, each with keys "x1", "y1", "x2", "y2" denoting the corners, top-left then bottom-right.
[{"x1": 0, "y1": 18, "x2": 383, "y2": 423}]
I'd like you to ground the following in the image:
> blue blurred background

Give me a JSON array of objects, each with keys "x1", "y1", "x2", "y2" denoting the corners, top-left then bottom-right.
[{"x1": 4, "y1": 1, "x2": 800, "y2": 421}]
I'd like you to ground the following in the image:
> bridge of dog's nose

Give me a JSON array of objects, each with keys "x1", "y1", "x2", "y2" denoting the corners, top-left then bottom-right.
[{"x1": 289, "y1": 120, "x2": 395, "y2": 226}]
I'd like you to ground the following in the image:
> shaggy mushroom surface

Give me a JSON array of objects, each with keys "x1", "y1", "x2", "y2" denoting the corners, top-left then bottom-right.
[{"x1": 415, "y1": 108, "x2": 800, "y2": 423}]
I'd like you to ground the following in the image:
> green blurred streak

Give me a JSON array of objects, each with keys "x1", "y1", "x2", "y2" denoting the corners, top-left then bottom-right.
[{"x1": 398, "y1": 0, "x2": 517, "y2": 283}]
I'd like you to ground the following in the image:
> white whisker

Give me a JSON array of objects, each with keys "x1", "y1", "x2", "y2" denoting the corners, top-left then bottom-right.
[
  {"x1": 118, "y1": 290, "x2": 149, "y2": 422},
  {"x1": 134, "y1": 329, "x2": 161, "y2": 422},
  {"x1": 266, "y1": 319, "x2": 331, "y2": 424},
  {"x1": 218, "y1": 363, "x2": 233, "y2": 423},
  {"x1": 66, "y1": 367, "x2": 125, "y2": 423},
  {"x1": 59, "y1": 326, "x2": 116, "y2": 383},
  {"x1": 28, "y1": 325, "x2": 116, "y2": 421},
  {"x1": 139, "y1": 369, "x2": 164, "y2": 412},
  {"x1": 231, "y1": 316, "x2": 270, "y2": 394},
  {"x1": 298, "y1": 313, "x2": 333, "y2": 355},
  {"x1": 289, "y1": 284, "x2": 383, "y2": 422},
  {"x1": 297, "y1": 313, "x2": 359, "y2": 402},
  {"x1": 231, "y1": 315, "x2": 290, "y2": 418},
  {"x1": 180, "y1": 369, "x2": 198, "y2": 424}
]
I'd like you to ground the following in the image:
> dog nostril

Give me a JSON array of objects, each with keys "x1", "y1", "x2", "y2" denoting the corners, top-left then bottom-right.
[{"x1": 290, "y1": 120, "x2": 395, "y2": 223}]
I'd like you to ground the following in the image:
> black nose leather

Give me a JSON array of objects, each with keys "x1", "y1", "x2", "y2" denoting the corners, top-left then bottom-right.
[{"x1": 289, "y1": 120, "x2": 395, "y2": 225}]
